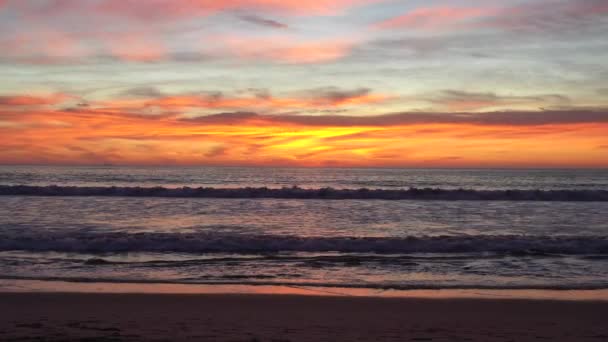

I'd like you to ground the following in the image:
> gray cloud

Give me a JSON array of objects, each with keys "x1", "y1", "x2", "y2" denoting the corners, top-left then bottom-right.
[
  {"x1": 120, "y1": 86, "x2": 165, "y2": 98},
  {"x1": 204, "y1": 145, "x2": 229, "y2": 158},
  {"x1": 300, "y1": 87, "x2": 374, "y2": 105},
  {"x1": 238, "y1": 14, "x2": 288, "y2": 29},
  {"x1": 183, "y1": 111, "x2": 258, "y2": 124},
  {"x1": 169, "y1": 52, "x2": 210, "y2": 62},
  {"x1": 362, "y1": 0, "x2": 608, "y2": 64},
  {"x1": 180, "y1": 108, "x2": 608, "y2": 127},
  {"x1": 243, "y1": 88, "x2": 272, "y2": 99},
  {"x1": 430, "y1": 90, "x2": 570, "y2": 108},
  {"x1": 317, "y1": 87, "x2": 370, "y2": 101},
  {"x1": 478, "y1": 0, "x2": 608, "y2": 33}
]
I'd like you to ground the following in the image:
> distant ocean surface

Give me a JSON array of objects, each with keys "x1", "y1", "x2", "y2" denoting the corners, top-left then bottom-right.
[{"x1": 1, "y1": 165, "x2": 608, "y2": 290}]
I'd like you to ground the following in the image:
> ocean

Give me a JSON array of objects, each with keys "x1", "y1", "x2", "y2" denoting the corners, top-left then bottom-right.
[{"x1": 1, "y1": 165, "x2": 607, "y2": 291}]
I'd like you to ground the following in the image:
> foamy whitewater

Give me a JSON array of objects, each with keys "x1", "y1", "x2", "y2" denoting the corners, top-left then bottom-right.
[{"x1": 1, "y1": 166, "x2": 608, "y2": 290}]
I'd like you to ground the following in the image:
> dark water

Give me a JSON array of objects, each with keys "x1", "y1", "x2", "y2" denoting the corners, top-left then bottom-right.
[
  {"x1": 1, "y1": 166, "x2": 607, "y2": 290},
  {"x1": 2, "y1": 165, "x2": 608, "y2": 190}
]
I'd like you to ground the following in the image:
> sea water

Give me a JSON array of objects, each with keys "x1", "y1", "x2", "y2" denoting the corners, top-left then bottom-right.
[{"x1": 1, "y1": 166, "x2": 607, "y2": 290}]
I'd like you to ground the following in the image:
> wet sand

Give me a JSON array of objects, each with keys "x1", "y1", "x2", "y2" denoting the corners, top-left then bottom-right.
[{"x1": 1, "y1": 292, "x2": 607, "y2": 341}]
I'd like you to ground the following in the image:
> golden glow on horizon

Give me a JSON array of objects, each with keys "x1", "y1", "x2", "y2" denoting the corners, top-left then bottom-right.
[{"x1": 1, "y1": 106, "x2": 607, "y2": 167}]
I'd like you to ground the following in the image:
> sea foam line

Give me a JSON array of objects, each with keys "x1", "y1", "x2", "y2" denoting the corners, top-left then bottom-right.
[{"x1": 1, "y1": 185, "x2": 608, "y2": 201}]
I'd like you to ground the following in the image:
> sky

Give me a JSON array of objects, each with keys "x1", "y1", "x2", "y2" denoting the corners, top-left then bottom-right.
[{"x1": 0, "y1": 0, "x2": 607, "y2": 168}]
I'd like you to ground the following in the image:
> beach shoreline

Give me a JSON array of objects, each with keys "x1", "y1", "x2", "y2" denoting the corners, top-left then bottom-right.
[
  {"x1": 1, "y1": 291, "x2": 607, "y2": 341},
  {"x1": 3, "y1": 279, "x2": 608, "y2": 300}
]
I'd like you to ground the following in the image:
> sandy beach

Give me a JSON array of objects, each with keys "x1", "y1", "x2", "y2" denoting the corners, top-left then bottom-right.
[{"x1": 1, "y1": 292, "x2": 607, "y2": 341}]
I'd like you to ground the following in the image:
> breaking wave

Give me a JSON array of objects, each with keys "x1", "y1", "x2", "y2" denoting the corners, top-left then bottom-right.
[
  {"x1": 1, "y1": 233, "x2": 607, "y2": 254},
  {"x1": 1, "y1": 185, "x2": 608, "y2": 201}
]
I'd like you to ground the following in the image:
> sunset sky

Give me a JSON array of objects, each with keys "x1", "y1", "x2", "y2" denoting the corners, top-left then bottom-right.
[{"x1": 1, "y1": 0, "x2": 607, "y2": 167}]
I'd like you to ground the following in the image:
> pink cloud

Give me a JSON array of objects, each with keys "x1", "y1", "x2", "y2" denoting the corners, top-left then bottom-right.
[
  {"x1": 375, "y1": 6, "x2": 496, "y2": 30},
  {"x1": 0, "y1": 29, "x2": 168, "y2": 63},
  {"x1": 97, "y1": 0, "x2": 374, "y2": 19},
  {"x1": 103, "y1": 32, "x2": 166, "y2": 62},
  {"x1": 13, "y1": 0, "x2": 374, "y2": 20},
  {"x1": 1, "y1": 0, "x2": 374, "y2": 64},
  {"x1": 209, "y1": 36, "x2": 355, "y2": 63},
  {"x1": 0, "y1": 29, "x2": 354, "y2": 64},
  {"x1": 0, "y1": 30, "x2": 88, "y2": 63}
]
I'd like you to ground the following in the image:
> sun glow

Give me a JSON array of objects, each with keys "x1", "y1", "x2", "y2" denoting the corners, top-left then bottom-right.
[{"x1": 1, "y1": 103, "x2": 606, "y2": 167}]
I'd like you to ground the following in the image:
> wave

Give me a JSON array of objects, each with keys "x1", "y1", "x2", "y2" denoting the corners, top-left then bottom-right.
[
  {"x1": 0, "y1": 253, "x2": 542, "y2": 269},
  {"x1": 1, "y1": 233, "x2": 606, "y2": 254},
  {"x1": 1, "y1": 185, "x2": 608, "y2": 201}
]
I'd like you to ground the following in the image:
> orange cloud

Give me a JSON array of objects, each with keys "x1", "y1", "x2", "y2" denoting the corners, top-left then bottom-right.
[{"x1": 0, "y1": 93, "x2": 70, "y2": 106}]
